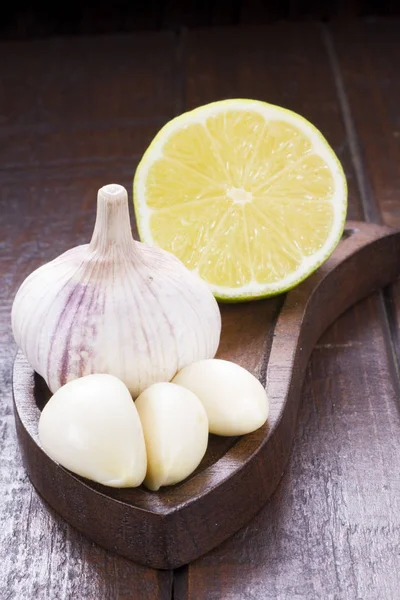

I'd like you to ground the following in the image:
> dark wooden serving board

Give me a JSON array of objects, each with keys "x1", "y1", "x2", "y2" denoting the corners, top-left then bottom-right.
[{"x1": 12, "y1": 221, "x2": 400, "y2": 570}]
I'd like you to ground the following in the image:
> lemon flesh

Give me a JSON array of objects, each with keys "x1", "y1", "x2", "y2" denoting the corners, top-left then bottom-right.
[{"x1": 134, "y1": 99, "x2": 347, "y2": 301}]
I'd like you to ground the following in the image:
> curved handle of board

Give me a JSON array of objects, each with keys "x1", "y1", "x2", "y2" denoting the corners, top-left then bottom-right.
[{"x1": 177, "y1": 221, "x2": 400, "y2": 497}]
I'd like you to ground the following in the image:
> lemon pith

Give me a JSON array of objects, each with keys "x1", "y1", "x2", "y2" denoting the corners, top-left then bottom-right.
[{"x1": 133, "y1": 99, "x2": 347, "y2": 301}]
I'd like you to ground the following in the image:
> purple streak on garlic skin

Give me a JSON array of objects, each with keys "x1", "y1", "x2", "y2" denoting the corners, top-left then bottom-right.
[{"x1": 12, "y1": 184, "x2": 221, "y2": 396}]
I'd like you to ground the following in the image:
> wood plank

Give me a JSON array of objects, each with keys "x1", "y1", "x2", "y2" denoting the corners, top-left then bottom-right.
[
  {"x1": 0, "y1": 33, "x2": 177, "y2": 170},
  {"x1": 177, "y1": 23, "x2": 400, "y2": 599},
  {"x1": 329, "y1": 22, "x2": 400, "y2": 207},
  {"x1": 330, "y1": 20, "x2": 400, "y2": 409},
  {"x1": 0, "y1": 32, "x2": 176, "y2": 600},
  {"x1": 327, "y1": 21, "x2": 400, "y2": 228}
]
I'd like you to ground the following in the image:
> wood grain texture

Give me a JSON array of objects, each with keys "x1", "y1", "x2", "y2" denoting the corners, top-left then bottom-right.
[
  {"x1": 328, "y1": 26, "x2": 400, "y2": 595},
  {"x1": 0, "y1": 33, "x2": 177, "y2": 600},
  {"x1": 177, "y1": 23, "x2": 400, "y2": 599},
  {"x1": 329, "y1": 20, "x2": 400, "y2": 229},
  {"x1": 330, "y1": 19, "x2": 400, "y2": 375}
]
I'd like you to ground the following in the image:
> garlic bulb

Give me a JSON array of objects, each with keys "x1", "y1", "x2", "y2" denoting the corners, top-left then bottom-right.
[
  {"x1": 12, "y1": 184, "x2": 221, "y2": 396},
  {"x1": 135, "y1": 382, "x2": 209, "y2": 491},
  {"x1": 38, "y1": 374, "x2": 147, "y2": 487},
  {"x1": 173, "y1": 359, "x2": 269, "y2": 436}
]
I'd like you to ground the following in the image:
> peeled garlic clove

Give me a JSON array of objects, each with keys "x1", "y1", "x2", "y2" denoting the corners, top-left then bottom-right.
[
  {"x1": 173, "y1": 359, "x2": 269, "y2": 436},
  {"x1": 12, "y1": 184, "x2": 221, "y2": 396},
  {"x1": 135, "y1": 382, "x2": 208, "y2": 491},
  {"x1": 38, "y1": 374, "x2": 147, "y2": 487}
]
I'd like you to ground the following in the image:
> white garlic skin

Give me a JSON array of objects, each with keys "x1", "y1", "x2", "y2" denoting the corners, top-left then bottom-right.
[
  {"x1": 38, "y1": 374, "x2": 147, "y2": 487},
  {"x1": 12, "y1": 184, "x2": 221, "y2": 396},
  {"x1": 135, "y1": 382, "x2": 209, "y2": 491},
  {"x1": 173, "y1": 359, "x2": 269, "y2": 436}
]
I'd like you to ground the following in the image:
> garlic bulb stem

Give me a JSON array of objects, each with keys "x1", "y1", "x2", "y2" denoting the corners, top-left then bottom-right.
[{"x1": 89, "y1": 184, "x2": 135, "y2": 255}]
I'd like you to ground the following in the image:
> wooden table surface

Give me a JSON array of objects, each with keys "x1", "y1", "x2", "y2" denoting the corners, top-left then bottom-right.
[{"x1": 1, "y1": 19, "x2": 400, "y2": 600}]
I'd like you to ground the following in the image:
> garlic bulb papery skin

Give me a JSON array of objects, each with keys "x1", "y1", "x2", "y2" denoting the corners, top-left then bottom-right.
[
  {"x1": 173, "y1": 359, "x2": 269, "y2": 436},
  {"x1": 12, "y1": 184, "x2": 221, "y2": 396},
  {"x1": 38, "y1": 374, "x2": 147, "y2": 487},
  {"x1": 135, "y1": 382, "x2": 209, "y2": 491}
]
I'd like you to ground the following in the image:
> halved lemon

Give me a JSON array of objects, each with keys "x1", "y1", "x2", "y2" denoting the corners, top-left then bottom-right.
[{"x1": 133, "y1": 99, "x2": 347, "y2": 301}]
